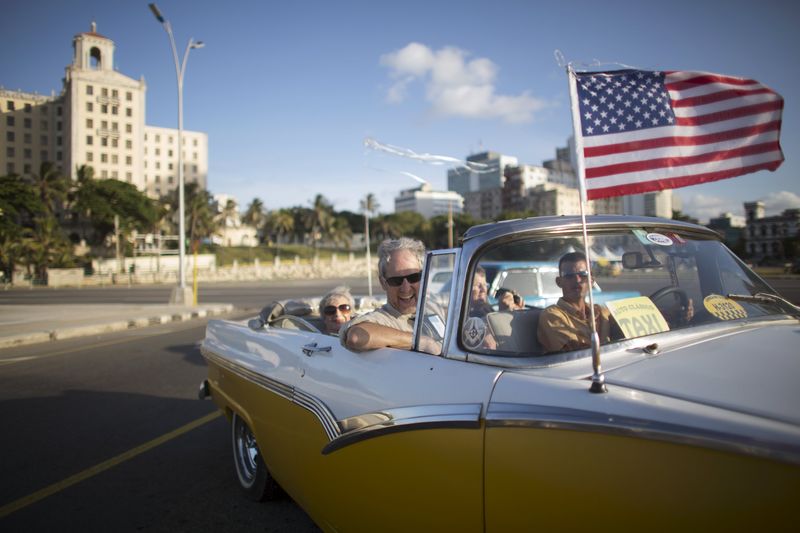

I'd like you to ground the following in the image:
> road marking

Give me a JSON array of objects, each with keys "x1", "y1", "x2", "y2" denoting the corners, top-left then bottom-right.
[
  {"x1": 0, "y1": 410, "x2": 223, "y2": 518},
  {"x1": 0, "y1": 320, "x2": 209, "y2": 366}
]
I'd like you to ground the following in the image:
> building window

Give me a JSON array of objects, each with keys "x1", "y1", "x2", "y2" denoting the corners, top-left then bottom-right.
[
  {"x1": 6, "y1": 147, "x2": 13, "y2": 157},
  {"x1": 101, "y1": 170, "x2": 107, "y2": 178},
  {"x1": 111, "y1": 122, "x2": 118, "y2": 131},
  {"x1": 111, "y1": 106, "x2": 118, "y2": 115},
  {"x1": 24, "y1": 133, "x2": 31, "y2": 144},
  {"x1": 6, "y1": 116, "x2": 14, "y2": 126},
  {"x1": 101, "y1": 154, "x2": 108, "y2": 163},
  {"x1": 40, "y1": 106, "x2": 47, "y2": 115},
  {"x1": 24, "y1": 103, "x2": 32, "y2": 113},
  {"x1": 155, "y1": 134, "x2": 161, "y2": 143},
  {"x1": 57, "y1": 137, "x2": 62, "y2": 146},
  {"x1": 101, "y1": 104, "x2": 108, "y2": 114},
  {"x1": 87, "y1": 118, "x2": 93, "y2": 128},
  {"x1": 24, "y1": 118, "x2": 31, "y2": 128},
  {"x1": 6, "y1": 101, "x2": 14, "y2": 111},
  {"x1": 6, "y1": 163, "x2": 14, "y2": 174},
  {"x1": 101, "y1": 137, "x2": 108, "y2": 147},
  {"x1": 125, "y1": 140, "x2": 132, "y2": 149},
  {"x1": 40, "y1": 150, "x2": 48, "y2": 161},
  {"x1": 40, "y1": 120, "x2": 47, "y2": 129},
  {"x1": 40, "y1": 135, "x2": 48, "y2": 145},
  {"x1": 87, "y1": 136, "x2": 93, "y2": 145},
  {"x1": 56, "y1": 151, "x2": 62, "y2": 161},
  {"x1": 57, "y1": 121, "x2": 62, "y2": 131},
  {"x1": 112, "y1": 89, "x2": 118, "y2": 98},
  {"x1": 168, "y1": 150, "x2": 173, "y2": 157},
  {"x1": 168, "y1": 163, "x2": 173, "y2": 170},
  {"x1": 155, "y1": 162, "x2": 161, "y2": 169},
  {"x1": 155, "y1": 148, "x2": 160, "y2": 156},
  {"x1": 57, "y1": 106, "x2": 62, "y2": 116},
  {"x1": 101, "y1": 120, "x2": 108, "y2": 129},
  {"x1": 168, "y1": 176, "x2": 174, "y2": 184},
  {"x1": 111, "y1": 154, "x2": 118, "y2": 164},
  {"x1": 6, "y1": 132, "x2": 14, "y2": 142},
  {"x1": 111, "y1": 170, "x2": 118, "y2": 178},
  {"x1": 87, "y1": 152, "x2": 93, "y2": 162},
  {"x1": 126, "y1": 156, "x2": 132, "y2": 165},
  {"x1": 169, "y1": 136, "x2": 174, "y2": 144},
  {"x1": 87, "y1": 85, "x2": 93, "y2": 95},
  {"x1": 155, "y1": 175, "x2": 161, "y2": 183},
  {"x1": 126, "y1": 91, "x2": 132, "y2": 101},
  {"x1": 125, "y1": 124, "x2": 132, "y2": 133},
  {"x1": 111, "y1": 138, "x2": 118, "y2": 148},
  {"x1": 24, "y1": 148, "x2": 31, "y2": 159},
  {"x1": 102, "y1": 87, "x2": 108, "y2": 97},
  {"x1": 23, "y1": 164, "x2": 31, "y2": 174},
  {"x1": 193, "y1": 139, "x2": 198, "y2": 147},
  {"x1": 87, "y1": 102, "x2": 93, "y2": 112},
  {"x1": 126, "y1": 172, "x2": 132, "y2": 181},
  {"x1": 126, "y1": 107, "x2": 132, "y2": 117}
]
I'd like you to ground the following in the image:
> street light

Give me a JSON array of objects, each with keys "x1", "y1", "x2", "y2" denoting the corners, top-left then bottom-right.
[{"x1": 149, "y1": 3, "x2": 204, "y2": 305}]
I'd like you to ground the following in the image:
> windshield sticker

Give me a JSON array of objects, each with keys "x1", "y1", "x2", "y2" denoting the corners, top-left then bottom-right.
[
  {"x1": 462, "y1": 317, "x2": 487, "y2": 349},
  {"x1": 667, "y1": 232, "x2": 686, "y2": 245},
  {"x1": 606, "y1": 297, "x2": 670, "y2": 338},
  {"x1": 632, "y1": 229, "x2": 651, "y2": 245},
  {"x1": 646, "y1": 233, "x2": 673, "y2": 246},
  {"x1": 703, "y1": 295, "x2": 748, "y2": 321}
]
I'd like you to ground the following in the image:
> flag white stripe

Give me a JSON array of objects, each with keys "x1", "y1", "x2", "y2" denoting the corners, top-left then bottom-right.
[
  {"x1": 584, "y1": 130, "x2": 780, "y2": 168},
  {"x1": 672, "y1": 92, "x2": 781, "y2": 117},
  {"x1": 586, "y1": 150, "x2": 783, "y2": 190}
]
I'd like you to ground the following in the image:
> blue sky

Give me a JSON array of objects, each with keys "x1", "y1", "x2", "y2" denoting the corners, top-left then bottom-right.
[{"x1": 2, "y1": 0, "x2": 798, "y2": 222}]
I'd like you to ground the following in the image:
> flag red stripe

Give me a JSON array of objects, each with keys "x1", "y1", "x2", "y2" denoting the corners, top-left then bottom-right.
[
  {"x1": 586, "y1": 161, "x2": 783, "y2": 199},
  {"x1": 583, "y1": 121, "x2": 781, "y2": 158},
  {"x1": 672, "y1": 87, "x2": 776, "y2": 108},
  {"x1": 666, "y1": 74, "x2": 760, "y2": 91},
  {"x1": 585, "y1": 141, "x2": 780, "y2": 179},
  {"x1": 675, "y1": 100, "x2": 783, "y2": 126}
]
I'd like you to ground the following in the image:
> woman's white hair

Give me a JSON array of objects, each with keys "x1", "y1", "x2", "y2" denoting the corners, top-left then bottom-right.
[
  {"x1": 319, "y1": 286, "x2": 355, "y2": 315},
  {"x1": 377, "y1": 237, "x2": 426, "y2": 278}
]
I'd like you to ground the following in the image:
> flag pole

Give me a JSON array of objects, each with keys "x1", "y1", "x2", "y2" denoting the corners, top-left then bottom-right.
[{"x1": 566, "y1": 64, "x2": 606, "y2": 394}]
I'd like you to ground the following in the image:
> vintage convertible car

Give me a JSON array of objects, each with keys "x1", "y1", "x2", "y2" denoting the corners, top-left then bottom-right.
[{"x1": 200, "y1": 215, "x2": 800, "y2": 532}]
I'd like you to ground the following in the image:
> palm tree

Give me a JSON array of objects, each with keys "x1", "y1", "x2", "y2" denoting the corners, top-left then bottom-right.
[
  {"x1": 303, "y1": 194, "x2": 333, "y2": 250},
  {"x1": 28, "y1": 162, "x2": 68, "y2": 217},
  {"x1": 360, "y1": 193, "x2": 380, "y2": 296},
  {"x1": 329, "y1": 216, "x2": 353, "y2": 249},
  {"x1": 243, "y1": 198, "x2": 267, "y2": 241},
  {"x1": 268, "y1": 209, "x2": 295, "y2": 257},
  {"x1": 219, "y1": 198, "x2": 239, "y2": 228}
]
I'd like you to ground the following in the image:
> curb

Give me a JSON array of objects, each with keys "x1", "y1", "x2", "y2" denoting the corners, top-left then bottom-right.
[{"x1": 0, "y1": 304, "x2": 237, "y2": 350}]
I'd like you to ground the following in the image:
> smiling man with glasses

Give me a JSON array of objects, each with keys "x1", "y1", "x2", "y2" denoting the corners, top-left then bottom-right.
[
  {"x1": 342, "y1": 237, "x2": 437, "y2": 352},
  {"x1": 537, "y1": 251, "x2": 612, "y2": 353}
]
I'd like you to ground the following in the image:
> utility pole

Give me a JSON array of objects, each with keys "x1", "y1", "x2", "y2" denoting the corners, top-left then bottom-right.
[{"x1": 115, "y1": 214, "x2": 123, "y2": 274}]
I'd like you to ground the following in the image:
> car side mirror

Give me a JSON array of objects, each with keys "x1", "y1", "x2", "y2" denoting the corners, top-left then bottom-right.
[{"x1": 622, "y1": 252, "x2": 643, "y2": 269}]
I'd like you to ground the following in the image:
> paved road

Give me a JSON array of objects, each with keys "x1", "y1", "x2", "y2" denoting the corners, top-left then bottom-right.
[{"x1": 0, "y1": 315, "x2": 320, "y2": 532}]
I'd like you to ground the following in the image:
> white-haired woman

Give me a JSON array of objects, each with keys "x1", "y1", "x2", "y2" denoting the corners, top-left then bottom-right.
[{"x1": 319, "y1": 286, "x2": 355, "y2": 335}]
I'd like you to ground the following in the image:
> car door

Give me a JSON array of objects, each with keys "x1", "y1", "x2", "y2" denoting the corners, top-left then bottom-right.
[{"x1": 251, "y1": 250, "x2": 499, "y2": 532}]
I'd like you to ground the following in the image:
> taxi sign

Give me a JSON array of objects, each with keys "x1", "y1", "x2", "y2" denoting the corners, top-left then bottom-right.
[{"x1": 606, "y1": 296, "x2": 670, "y2": 338}]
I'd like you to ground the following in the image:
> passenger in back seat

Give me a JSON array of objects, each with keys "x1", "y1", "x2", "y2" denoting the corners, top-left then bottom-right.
[{"x1": 319, "y1": 286, "x2": 355, "y2": 336}]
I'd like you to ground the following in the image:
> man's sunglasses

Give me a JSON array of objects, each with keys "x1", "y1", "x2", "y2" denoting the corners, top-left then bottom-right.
[
  {"x1": 560, "y1": 270, "x2": 590, "y2": 281},
  {"x1": 384, "y1": 272, "x2": 422, "y2": 287},
  {"x1": 323, "y1": 304, "x2": 351, "y2": 316}
]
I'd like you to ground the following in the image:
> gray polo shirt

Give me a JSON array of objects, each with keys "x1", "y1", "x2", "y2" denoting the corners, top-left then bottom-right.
[{"x1": 339, "y1": 303, "x2": 415, "y2": 345}]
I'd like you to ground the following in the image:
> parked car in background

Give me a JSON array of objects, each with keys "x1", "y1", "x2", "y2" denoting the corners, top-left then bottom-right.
[{"x1": 201, "y1": 215, "x2": 800, "y2": 532}]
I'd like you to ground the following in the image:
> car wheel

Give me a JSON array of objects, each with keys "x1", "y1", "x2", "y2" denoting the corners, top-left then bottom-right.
[{"x1": 231, "y1": 412, "x2": 281, "y2": 501}]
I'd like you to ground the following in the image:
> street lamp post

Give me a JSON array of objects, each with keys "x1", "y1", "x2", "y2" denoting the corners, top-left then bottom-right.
[{"x1": 149, "y1": 3, "x2": 204, "y2": 305}]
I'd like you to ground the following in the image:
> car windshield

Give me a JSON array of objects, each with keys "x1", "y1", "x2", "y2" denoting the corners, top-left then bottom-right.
[{"x1": 461, "y1": 225, "x2": 783, "y2": 357}]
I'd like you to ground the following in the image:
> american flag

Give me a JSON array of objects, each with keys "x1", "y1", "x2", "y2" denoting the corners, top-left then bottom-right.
[{"x1": 570, "y1": 69, "x2": 784, "y2": 199}]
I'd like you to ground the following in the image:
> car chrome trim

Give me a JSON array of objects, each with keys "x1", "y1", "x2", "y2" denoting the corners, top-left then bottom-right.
[
  {"x1": 201, "y1": 347, "x2": 340, "y2": 441},
  {"x1": 486, "y1": 403, "x2": 800, "y2": 465},
  {"x1": 322, "y1": 403, "x2": 483, "y2": 455}
]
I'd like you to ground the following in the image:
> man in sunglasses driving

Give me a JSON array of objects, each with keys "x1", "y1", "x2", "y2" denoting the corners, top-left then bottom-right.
[
  {"x1": 537, "y1": 251, "x2": 612, "y2": 353},
  {"x1": 342, "y1": 237, "x2": 437, "y2": 352}
]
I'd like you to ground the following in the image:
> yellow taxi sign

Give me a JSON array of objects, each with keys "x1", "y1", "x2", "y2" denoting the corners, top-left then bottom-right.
[
  {"x1": 703, "y1": 294, "x2": 748, "y2": 321},
  {"x1": 606, "y1": 296, "x2": 670, "y2": 338}
]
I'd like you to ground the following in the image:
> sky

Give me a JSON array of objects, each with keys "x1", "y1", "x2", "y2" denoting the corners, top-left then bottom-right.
[{"x1": 2, "y1": 0, "x2": 798, "y2": 222}]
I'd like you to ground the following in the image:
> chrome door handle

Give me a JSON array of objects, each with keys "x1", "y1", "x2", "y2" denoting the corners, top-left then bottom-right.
[{"x1": 302, "y1": 342, "x2": 332, "y2": 356}]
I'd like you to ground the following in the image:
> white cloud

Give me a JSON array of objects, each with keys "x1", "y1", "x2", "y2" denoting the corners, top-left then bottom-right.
[
  {"x1": 380, "y1": 42, "x2": 549, "y2": 124},
  {"x1": 680, "y1": 193, "x2": 733, "y2": 222},
  {"x1": 759, "y1": 191, "x2": 800, "y2": 214}
]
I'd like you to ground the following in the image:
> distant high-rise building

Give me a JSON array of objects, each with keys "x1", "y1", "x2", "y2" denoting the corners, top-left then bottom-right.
[
  {"x1": 744, "y1": 202, "x2": 799, "y2": 260},
  {"x1": 447, "y1": 151, "x2": 517, "y2": 197},
  {"x1": 395, "y1": 183, "x2": 463, "y2": 219},
  {"x1": 0, "y1": 22, "x2": 207, "y2": 198}
]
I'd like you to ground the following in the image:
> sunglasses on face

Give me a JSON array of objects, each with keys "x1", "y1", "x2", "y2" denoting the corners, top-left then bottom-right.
[
  {"x1": 384, "y1": 271, "x2": 422, "y2": 287},
  {"x1": 560, "y1": 270, "x2": 590, "y2": 281},
  {"x1": 323, "y1": 304, "x2": 351, "y2": 316}
]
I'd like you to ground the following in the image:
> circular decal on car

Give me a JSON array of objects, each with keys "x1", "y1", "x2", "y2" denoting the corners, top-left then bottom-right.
[
  {"x1": 703, "y1": 294, "x2": 748, "y2": 321},
  {"x1": 462, "y1": 317, "x2": 487, "y2": 349},
  {"x1": 646, "y1": 233, "x2": 673, "y2": 246}
]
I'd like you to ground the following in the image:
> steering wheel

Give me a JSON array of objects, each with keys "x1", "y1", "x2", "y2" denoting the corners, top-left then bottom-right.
[
  {"x1": 649, "y1": 286, "x2": 690, "y2": 308},
  {"x1": 649, "y1": 286, "x2": 691, "y2": 327}
]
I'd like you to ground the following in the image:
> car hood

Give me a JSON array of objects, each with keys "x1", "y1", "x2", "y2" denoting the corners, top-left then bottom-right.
[{"x1": 603, "y1": 319, "x2": 800, "y2": 427}]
